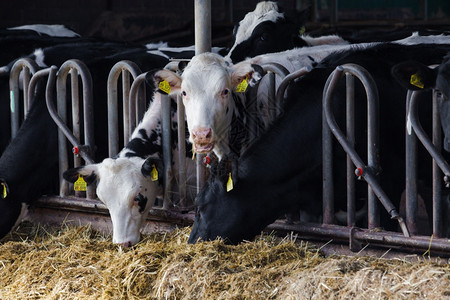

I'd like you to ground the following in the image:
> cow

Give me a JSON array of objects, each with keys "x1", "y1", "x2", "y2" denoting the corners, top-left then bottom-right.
[
  {"x1": 188, "y1": 43, "x2": 450, "y2": 244},
  {"x1": 0, "y1": 44, "x2": 169, "y2": 241},
  {"x1": 63, "y1": 89, "x2": 196, "y2": 247},
  {"x1": 225, "y1": 1, "x2": 348, "y2": 63}
]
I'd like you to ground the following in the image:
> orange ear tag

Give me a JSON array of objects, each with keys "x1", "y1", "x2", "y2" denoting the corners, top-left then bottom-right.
[{"x1": 74, "y1": 174, "x2": 87, "y2": 192}]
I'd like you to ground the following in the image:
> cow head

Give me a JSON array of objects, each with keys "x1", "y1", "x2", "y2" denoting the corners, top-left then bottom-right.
[
  {"x1": 392, "y1": 58, "x2": 450, "y2": 152},
  {"x1": 63, "y1": 156, "x2": 163, "y2": 247},
  {"x1": 152, "y1": 52, "x2": 264, "y2": 159},
  {"x1": 226, "y1": 1, "x2": 307, "y2": 63}
]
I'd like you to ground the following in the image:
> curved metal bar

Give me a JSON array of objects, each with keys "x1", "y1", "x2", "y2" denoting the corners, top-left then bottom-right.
[
  {"x1": 275, "y1": 66, "x2": 312, "y2": 104},
  {"x1": 28, "y1": 67, "x2": 52, "y2": 103},
  {"x1": 323, "y1": 63, "x2": 410, "y2": 237},
  {"x1": 261, "y1": 62, "x2": 290, "y2": 78},
  {"x1": 129, "y1": 72, "x2": 148, "y2": 132},
  {"x1": 9, "y1": 58, "x2": 39, "y2": 137},
  {"x1": 410, "y1": 91, "x2": 450, "y2": 176},
  {"x1": 107, "y1": 60, "x2": 142, "y2": 157}
]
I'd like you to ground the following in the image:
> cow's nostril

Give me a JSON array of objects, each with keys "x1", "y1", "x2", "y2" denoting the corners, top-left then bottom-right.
[{"x1": 120, "y1": 241, "x2": 132, "y2": 248}]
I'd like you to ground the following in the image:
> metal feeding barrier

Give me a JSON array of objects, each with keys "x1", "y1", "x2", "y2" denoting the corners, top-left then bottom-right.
[{"x1": 10, "y1": 57, "x2": 448, "y2": 255}]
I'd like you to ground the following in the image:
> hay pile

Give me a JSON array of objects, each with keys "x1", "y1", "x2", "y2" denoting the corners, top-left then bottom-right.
[{"x1": 0, "y1": 222, "x2": 449, "y2": 299}]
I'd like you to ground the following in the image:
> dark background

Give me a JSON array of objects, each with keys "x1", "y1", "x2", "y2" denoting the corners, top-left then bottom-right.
[{"x1": 1, "y1": 1, "x2": 449, "y2": 46}]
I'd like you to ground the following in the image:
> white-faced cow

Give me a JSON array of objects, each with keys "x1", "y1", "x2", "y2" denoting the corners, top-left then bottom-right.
[
  {"x1": 188, "y1": 43, "x2": 450, "y2": 244},
  {"x1": 63, "y1": 89, "x2": 196, "y2": 247}
]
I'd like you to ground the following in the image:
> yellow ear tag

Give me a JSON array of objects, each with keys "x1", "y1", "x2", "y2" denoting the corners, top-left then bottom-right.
[
  {"x1": 299, "y1": 25, "x2": 306, "y2": 36},
  {"x1": 226, "y1": 172, "x2": 233, "y2": 192},
  {"x1": 1, "y1": 183, "x2": 7, "y2": 198},
  {"x1": 158, "y1": 80, "x2": 171, "y2": 94},
  {"x1": 236, "y1": 77, "x2": 248, "y2": 93},
  {"x1": 74, "y1": 175, "x2": 87, "y2": 192},
  {"x1": 410, "y1": 73, "x2": 424, "y2": 89},
  {"x1": 151, "y1": 164, "x2": 158, "y2": 182}
]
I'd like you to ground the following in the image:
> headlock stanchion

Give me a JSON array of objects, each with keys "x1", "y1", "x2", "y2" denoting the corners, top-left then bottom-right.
[
  {"x1": 322, "y1": 64, "x2": 410, "y2": 237},
  {"x1": 9, "y1": 58, "x2": 39, "y2": 138},
  {"x1": 107, "y1": 61, "x2": 142, "y2": 157},
  {"x1": 408, "y1": 89, "x2": 450, "y2": 238},
  {"x1": 45, "y1": 60, "x2": 95, "y2": 199}
]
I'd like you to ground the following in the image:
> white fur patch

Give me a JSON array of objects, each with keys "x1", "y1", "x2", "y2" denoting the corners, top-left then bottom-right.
[{"x1": 8, "y1": 24, "x2": 80, "y2": 37}]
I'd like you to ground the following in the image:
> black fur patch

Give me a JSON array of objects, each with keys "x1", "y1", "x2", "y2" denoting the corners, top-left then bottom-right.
[{"x1": 135, "y1": 193, "x2": 148, "y2": 213}]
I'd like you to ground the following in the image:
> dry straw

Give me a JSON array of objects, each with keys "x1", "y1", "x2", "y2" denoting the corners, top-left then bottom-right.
[{"x1": 0, "y1": 221, "x2": 449, "y2": 299}]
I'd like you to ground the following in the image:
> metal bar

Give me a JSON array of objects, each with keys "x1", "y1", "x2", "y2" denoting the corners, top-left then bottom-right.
[
  {"x1": 405, "y1": 91, "x2": 418, "y2": 235},
  {"x1": 346, "y1": 73, "x2": 356, "y2": 227},
  {"x1": 194, "y1": 0, "x2": 211, "y2": 54},
  {"x1": 129, "y1": 73, "x2": 147, "y2": 132},
  {"x1": 323, "y1": 64, "x2": 409, "y2": 236},
  {"x1": 177, "y1": 94, "x2": 187, "y2": 207},
  {"x1": 161, "y1": 93, "x2": 173, "y2": 209},
  {"x1": 107, "y1": 61, "x2": 142, "y2": 157},
  {"x1": 275, "y1": 67, "x2": 311, "y2": 104},
  {"x1": 28, "y1": 68, "x2": 51, "y2": 103},
  {"x1": 322, "y1": 73, "x2": 335, "y2": 224},
  {"x1": 9, "y1": 58, "x2": 39, "y2": 137},
  {"x1": 432, "y1": 90, "x2": 443, "y2": 238},
  {"x1": 70, "y1": 69, "x2": 81, "y2": 169}
]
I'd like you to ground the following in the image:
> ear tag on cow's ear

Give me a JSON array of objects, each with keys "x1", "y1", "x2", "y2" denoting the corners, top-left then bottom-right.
[
  {"x1": 74, "y1": 174, "x2": 87, "y2": 192},
  {"x1": 410, "y1": 73, "x2": 424, "y2": 89},
  {"x1": 1, "y1": 183, "x2": 7, "y2": 199},
  {"x1": 226, "y1": 172, "x2": 233, "y2": 192},
  {"x1": 158, "y1": 80, "x2": 171, "y2": 94},
  {"x1": 236, "y1": 77, "x2": 248, "y2": 93},
  {"x1": 151, "y1": 164, "x2": 159, "y2": 182},
  {"x1": 299, "y1": 26, "x2": 306, "y2": 36}
]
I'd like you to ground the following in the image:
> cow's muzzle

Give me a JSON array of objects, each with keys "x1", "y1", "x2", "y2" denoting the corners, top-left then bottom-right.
[{"x1": 192, "y1": 127, "x2": 214, "y2": 153}]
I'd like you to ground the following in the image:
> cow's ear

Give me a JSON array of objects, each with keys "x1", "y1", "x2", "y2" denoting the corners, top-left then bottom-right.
[
  {"x1": 147, "y1": 69, "x2": 182, "y2": 95},
  {"x1": 63, "y1": 165, "x2": 98, "y2": 185},
  {"x1": 231, "y1": 62, "x2": 264, "y2": 89},
  {"x1": 0, "y1": 178, "x2": 9, "y2": 200},
  {"x1": 141, "y1": 156, "x2": 164, "y2": 184},
  {"x1": 392, "y1": 61, "x2": 437, "y2": 91}
]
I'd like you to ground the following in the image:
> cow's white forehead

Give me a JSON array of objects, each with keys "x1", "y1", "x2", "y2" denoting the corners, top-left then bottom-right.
[
  {"x1": 96, "y1": 157, "x2": 147, "y2": 204},
  {"x1": 234, "y1": 1, "x2": 283, "y2": 45},
  {"x1": 182, "y1": 53, "x2": 231, "y2": 92}
]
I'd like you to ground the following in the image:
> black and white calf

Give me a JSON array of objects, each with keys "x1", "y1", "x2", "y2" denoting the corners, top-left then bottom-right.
[
  {"x1": 63, "y1": 91, "x2": 195, "y2": 247},
  {"x1": 188, "y1": 43, "x2": 450, "y2": 244}
]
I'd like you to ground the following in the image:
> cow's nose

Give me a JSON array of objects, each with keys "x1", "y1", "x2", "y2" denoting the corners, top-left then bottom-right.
[
  {"x1": 120, "y1": 241, "x2": 133, "y2": 248},
  {"x1": 192, "y1": 128, "x2": 212, "y2": 142}
]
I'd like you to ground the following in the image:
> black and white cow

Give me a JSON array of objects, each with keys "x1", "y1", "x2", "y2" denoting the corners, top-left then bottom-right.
[
  {"x1": 225, "y1": 1, "x2": 348, "y2": 63},
  {"x1": 63, "y1": 90, "x2": 196, "y2": 247},
  {"x1": 188, "y1": 43, "x2": 450, "y2": 244},
  {"x1": 0, "y1": 44, "x2": 169, "y2": 241}
]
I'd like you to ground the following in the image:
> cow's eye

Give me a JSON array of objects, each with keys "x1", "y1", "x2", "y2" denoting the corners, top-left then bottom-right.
[
  {"x1": 221, "y1": 88, "x2": 229, "y2": 96},
  {"x1": 435, "y1": 90, "x2": 444, "y2": 100},
  {"x1": 182, "y1": 91, "x2": 187, "y2": 96}
]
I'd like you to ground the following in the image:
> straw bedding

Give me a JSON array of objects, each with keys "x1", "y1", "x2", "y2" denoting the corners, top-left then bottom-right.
[{"x1": 0, "y1": 222, "x2": 449, "y2": 299}]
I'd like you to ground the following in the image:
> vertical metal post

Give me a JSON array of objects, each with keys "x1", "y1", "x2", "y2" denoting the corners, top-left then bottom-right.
[
  {"x1": 194, "y1": 0, "x2": 211, "y2": 193},
  {"x1": 161, "y1": 93, "x2": 173, "y2": 209},
  {"x1": 432, "y1": 89, "x2": 443, "y2": 237},
  {"x1": 346, "y1": 73, "x2": 355, "y2": 227},
  {"x1": 177, "y1": 94, "x2": 187, "y2": 207},
  {"x1": 70, "y1": 69, "x2": 81, "y2": 169},
  {"x1": 405, "y1": 90, "x2": 418, "y2": 235}
]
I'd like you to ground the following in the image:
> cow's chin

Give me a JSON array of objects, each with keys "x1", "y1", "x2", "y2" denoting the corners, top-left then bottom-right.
[{"x1": 194, "y1": 142, "x2": 214, "y2": 154}]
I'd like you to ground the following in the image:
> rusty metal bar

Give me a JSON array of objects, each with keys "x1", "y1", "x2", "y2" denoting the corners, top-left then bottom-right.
[
  {"x1": 323, "y1": 64, "x2": 409, "y2": 237},
  {"x1": 107, "y1": 61, "x2": 142, "y2": 157},
  {"x1": 9, "y1": 58, "x2": 39, "y2": 137}
]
